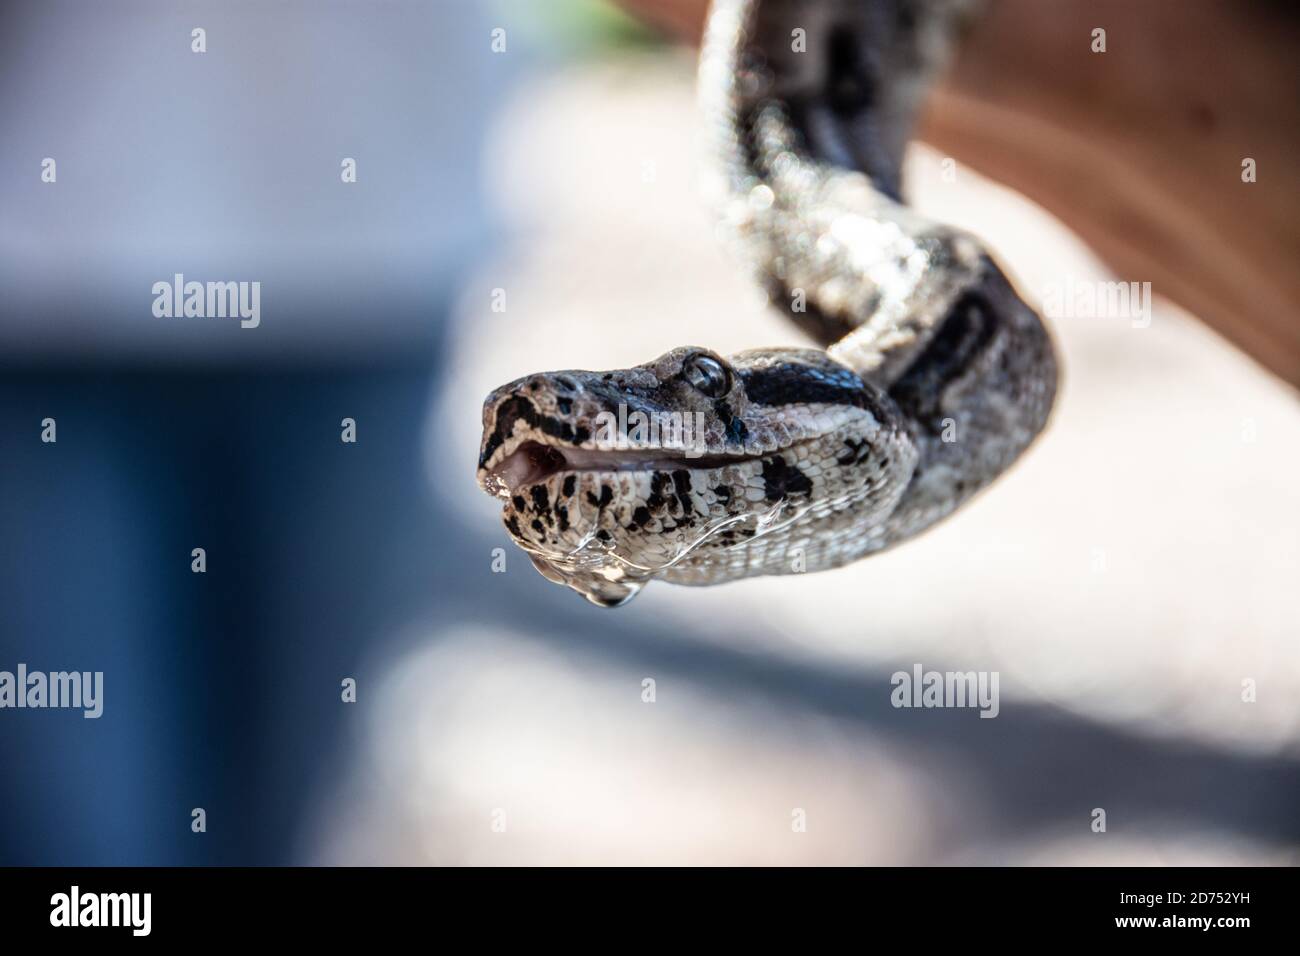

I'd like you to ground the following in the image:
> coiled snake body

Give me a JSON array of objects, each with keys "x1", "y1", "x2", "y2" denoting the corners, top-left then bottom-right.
[{"x1": 476, "y1": 0, "x2": 1057, "y2": 606}]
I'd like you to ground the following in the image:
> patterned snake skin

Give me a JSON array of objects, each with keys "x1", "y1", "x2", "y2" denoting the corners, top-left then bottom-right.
[{"x1": 476, "y1": 0, "x2": 1057, "y2": 606}]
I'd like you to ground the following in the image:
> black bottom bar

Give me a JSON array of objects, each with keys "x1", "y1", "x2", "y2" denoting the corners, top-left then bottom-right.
[{"x1": 1, "y1": 866, "x2": 1292, "y2": 942}]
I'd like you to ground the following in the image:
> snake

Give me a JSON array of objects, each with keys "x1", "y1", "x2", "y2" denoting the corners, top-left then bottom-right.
[{"x1": 475, "y1": 0, "x2": 1057, "y2": 607}]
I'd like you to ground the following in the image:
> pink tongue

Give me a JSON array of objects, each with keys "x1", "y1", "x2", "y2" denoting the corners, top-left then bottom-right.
[{"x1": 494, "y1": 443, "x2": 567, "y2": 493}]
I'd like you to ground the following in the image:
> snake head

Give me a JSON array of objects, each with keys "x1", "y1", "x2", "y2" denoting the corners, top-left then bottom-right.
[{"x1": 476, "y1": 346, "x2": 916, "y2": 606}]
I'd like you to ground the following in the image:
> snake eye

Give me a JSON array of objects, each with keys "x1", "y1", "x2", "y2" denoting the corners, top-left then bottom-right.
[{"x1": 682, "y1": 353, "x2": 730, "y2": 397}]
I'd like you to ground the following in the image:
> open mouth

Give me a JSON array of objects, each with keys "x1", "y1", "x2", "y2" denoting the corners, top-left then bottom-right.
[{"x1": 482, "y1": 439, "x2": 751, "y2": 497}]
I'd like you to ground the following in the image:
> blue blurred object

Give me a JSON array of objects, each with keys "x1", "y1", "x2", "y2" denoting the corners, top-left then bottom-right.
[{"x1": 0, "y1": 0, "x2": 525, "y2": 863}]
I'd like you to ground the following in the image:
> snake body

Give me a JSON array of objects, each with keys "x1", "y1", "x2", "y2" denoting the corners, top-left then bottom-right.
[{"x1": 476, "y1": 0, "x2": 1057, "y2": 606}]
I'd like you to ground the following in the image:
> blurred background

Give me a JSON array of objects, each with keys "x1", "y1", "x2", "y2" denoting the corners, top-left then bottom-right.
[{"x1": 1, "y1": 0, "x2": 1297, "y2": 865}]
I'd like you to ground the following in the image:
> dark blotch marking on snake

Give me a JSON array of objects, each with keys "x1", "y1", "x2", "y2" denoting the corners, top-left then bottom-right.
[
  {"x1": 761, "y1": 456, "x2": 813, "y2": 502},
  {"x1": 646, "y1": 472, "x2": 673, "y2": 513},
  {"x1": 479, "y1": 395, "x2": 591, "y2": 468},
  {"x1": 671, "y1": 470, "x2": 695, "y2": 515},
  {"x1": 837, "y1": 437, "x2": 870, "y2": 466},
  {"x1": 740, "y1": 361, "x2": 896, "y2": 431},
  {"x1": 530, "y1": 486, "x2": 550, "y2": 517},
  {"x1": 740, "y1": 362, "x2": 871, "y2": 408},
  {"x1": 715, "y1": 399, "x2": 748, "y2": 444},
  {"x1": 890, "y1": 292, "x2": 998, "y2": 434},
  {"x1": 586, "y1": 485, "x2": 613, "y2": 509},
  {"x1": 562, "y1": 475, "x2": 576, "y2": 498}
]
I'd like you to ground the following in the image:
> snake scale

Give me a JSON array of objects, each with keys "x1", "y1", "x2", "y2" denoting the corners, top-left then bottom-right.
[{"x1": 476, "y1": 0, "x2": 1057, "y2": 606}]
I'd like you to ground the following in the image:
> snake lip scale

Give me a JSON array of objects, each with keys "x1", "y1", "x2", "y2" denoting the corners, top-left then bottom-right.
[{"x1": 475, "y1": 0, "x2": 1058, "y2": 607}]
